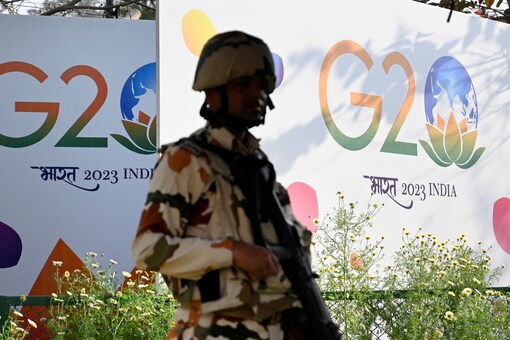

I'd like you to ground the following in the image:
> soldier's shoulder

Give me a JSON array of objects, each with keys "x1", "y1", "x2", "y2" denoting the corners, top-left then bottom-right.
[
  {"x1": 175, "y1": 137, "x2": 204, "y2": 156},
  {"x1": 158, "y1": 135, "x2": 204, "y2": 157}
]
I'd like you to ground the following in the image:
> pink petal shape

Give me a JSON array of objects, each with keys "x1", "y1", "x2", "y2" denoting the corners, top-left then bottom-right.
[
  {"x1": 350, "y1": 251, "x2": 363, "y2": 270},
  {"x1": 287, "y1": 182, "x2": 319, "y2": 233},
  {"x1": 493, "y1": 197, "x2": 510, "y2": 255}
]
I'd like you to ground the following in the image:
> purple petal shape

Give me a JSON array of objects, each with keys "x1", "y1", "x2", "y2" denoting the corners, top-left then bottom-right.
[
  {"x1": 272, "y1": 53, "x2": 284, "y2": 89},
  {"x1": 0, "y1": 221, "x2": 23, "y2": 268}
]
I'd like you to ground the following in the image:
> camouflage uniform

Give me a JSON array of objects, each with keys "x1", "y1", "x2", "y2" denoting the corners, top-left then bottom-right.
[{"x1": 132, "y1": 124, "x2": 312, "y2": 339}]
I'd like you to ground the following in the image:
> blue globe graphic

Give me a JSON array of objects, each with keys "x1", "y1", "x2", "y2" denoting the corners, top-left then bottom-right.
[
  {"x1": 120, "y1": 62, "x2": 156, "y2": 121},
  {"x1": 424, "y1": 56, "x2": 478, "y2": 129}
]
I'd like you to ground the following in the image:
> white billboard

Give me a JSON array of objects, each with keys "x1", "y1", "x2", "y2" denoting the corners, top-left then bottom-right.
[
  {"x1": 0, "y1": 15, "x2": 156, "y2": 295},
  {"x1": 158, "y1": 1, "x2": 510, "y2": 283}
]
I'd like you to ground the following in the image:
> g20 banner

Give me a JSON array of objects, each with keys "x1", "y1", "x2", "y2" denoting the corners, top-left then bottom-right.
[
  {"x1": 0, "y1": 15, "x2": 156, "y2": 295},
  {"x1": 158, "y1": 0, "x2": 510, "y2": 283}
]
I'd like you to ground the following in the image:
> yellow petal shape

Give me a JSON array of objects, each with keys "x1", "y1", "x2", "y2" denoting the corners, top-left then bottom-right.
[
  {"x1": 444, "y1": 113, "x2": 462, "y2": 162},
  {"x1": 182, "y1": 9, "x2": 217, "y2": 57},
  {"x1": 425, "y1": 123, "x2": 451, "y2": 164}
]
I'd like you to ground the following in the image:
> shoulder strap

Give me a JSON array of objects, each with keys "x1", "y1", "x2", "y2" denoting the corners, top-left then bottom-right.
[
  {"x1": 154, "y1": 132, "x2": 207, "y2": 169},
  {"x1": 175, "y1": 137, "x2": 204, "y2": 157}
]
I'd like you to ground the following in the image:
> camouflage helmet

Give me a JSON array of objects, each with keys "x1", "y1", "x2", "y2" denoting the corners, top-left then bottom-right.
[{"x1": 192, "y1": 31, "x2": 276, "y2": 93}]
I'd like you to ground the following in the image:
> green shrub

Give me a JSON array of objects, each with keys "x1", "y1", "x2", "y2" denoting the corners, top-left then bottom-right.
[
  {"x1": 313, "y1": 192, "x2": 510, "y2": 338},
  {"x1": 46, "y1": 252, "x2": 178, "y2": 339},
  {"x1": 3, "y1": 191, "x2": 508, "y2": 339}
]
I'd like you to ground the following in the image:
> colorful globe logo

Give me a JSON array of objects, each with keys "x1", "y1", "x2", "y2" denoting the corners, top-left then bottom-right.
[
  {"x1": 111, "y1": 62, "x2": 157, "y2": 154},
  {"x1": 419, "y1": 56, "x2": 485, "y2": 169},
  {"x1": 424, "y1": 56, "x2": 478, "y2": 128}
]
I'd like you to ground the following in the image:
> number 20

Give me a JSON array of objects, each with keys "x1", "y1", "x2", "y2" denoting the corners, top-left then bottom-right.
[
  {"x1": 319, "y1": 40, "x2": 417, "y2": 156},
  {"x1": 0, "y1": 61, "x2": 107, "y2": 148}
]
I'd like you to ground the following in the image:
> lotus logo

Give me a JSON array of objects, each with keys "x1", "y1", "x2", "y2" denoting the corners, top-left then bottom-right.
[
  {"x1": 420, "y1": 56, "x2": 485, "y2": 169},
  {"x1": 419, "y1": 113, "x2": 485, "y2": 169},
  {"x1": 111, "y1": 62, "x2": 157, "y2": 154}
]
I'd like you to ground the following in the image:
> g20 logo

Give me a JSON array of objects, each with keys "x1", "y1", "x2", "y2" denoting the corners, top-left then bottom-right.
[
  {"x1": 0, "y1": 61, "x2": 156, "y2": 154},
  {"x1": 319, "y1": 40, "x2": 484, "y2": 169},
  {"x1": 113, "y1": 62, "x2": 156, "y2": 155}
]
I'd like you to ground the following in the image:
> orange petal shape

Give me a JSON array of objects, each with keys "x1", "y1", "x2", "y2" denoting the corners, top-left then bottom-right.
[
  {"x1": 182, "y1": 9, "x2": 217, "y2": 57},
  {"x1": 436, "y1": 113, "x2": 446, "y2": 131},
  {"x1": 425, "y1": 123, "x2": 451, "y2": 164},
  {"x1": 444, "y1": 113, "x2": 462, "y2": 162},
  {"x1": 21, "y1": 239, "x2": 84, "y2": 339},
  {"x1": 138, "y1": 110, "x2": 151, "y2": 125},
  {"x1": 28, "y1": 239, "x2": 84, "y2": 296},
  {"x1": 349, "y1": 252, "x2": 363, "y2": 270}
]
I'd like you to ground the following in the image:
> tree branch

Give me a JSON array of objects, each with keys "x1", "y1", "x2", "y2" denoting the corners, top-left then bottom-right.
[
  {"x1": 0, "y1": 0, "x2": 23, "y2": 14},
  {"x1": 1, "y1": 0, "x2": 24, "y2": 4},
  {"x1": 39, "y1": 0, "x2": 154, "y2": 16},
  {"x1": 39, "y1": 0, "x2": 82, "y2": 16}
]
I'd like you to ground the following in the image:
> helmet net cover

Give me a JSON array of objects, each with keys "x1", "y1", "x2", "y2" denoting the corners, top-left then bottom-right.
[{"x1": 192, "y1": 31, "x2": 276, "y2": 94}]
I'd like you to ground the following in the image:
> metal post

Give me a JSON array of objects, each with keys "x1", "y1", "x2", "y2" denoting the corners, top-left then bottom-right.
[{"x1": 0, "y1": 296, "x2": 9, "y2": 331}]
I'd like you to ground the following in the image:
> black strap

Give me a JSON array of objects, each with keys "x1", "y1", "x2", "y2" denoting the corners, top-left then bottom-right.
[{"x1": 197, "y1": 270, "x2": 220, "y2": 302}]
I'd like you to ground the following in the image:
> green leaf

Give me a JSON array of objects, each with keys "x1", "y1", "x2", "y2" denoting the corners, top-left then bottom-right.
[
  {"x1": 110, "y1": 134, "x2": 155, "y2": 155},
  {"x1": 419, "y1": 140, "x2": 451, "y2": 167}
]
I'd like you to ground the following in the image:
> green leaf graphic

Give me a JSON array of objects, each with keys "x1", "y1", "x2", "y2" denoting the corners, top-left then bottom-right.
[
  {"x1": 419, "y1": 140, "x2": 451, "y2": 167},
  {"x1": 111, "y1": 134, "x2": 155, "y2": 155},
  {"x1": 457, "y1": 147, "x2": 486, "y2": 169}
]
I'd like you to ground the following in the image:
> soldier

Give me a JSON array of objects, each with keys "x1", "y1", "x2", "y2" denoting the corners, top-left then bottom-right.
[{"x1": 132, "y1": 31, "x2": 312, "y2": 339}]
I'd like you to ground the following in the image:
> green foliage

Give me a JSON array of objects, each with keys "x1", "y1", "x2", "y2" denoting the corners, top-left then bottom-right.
[
  {"x1": 3, "y1": 193, "x2": 510, "y2": 339},
  {"x1": 380, "y1": 229, "x2": 509, "y2": 338},
  {"x1": 314, "y1": 192, "x2": 385, "y2": 338},
  {"x1": 314, "y1": 192, "x2": 510, "y2": 339},
  {"x1": 0, "y1": 299, "x2": 37, "y2": 340},
  {"x1": 47, "y1": 252, "x2": 177, "y2": 339}
]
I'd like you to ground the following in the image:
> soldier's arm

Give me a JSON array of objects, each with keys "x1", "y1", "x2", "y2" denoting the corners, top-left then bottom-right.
[{"x1": 132, "y1": 146, "x2": 234, "y2": 281}]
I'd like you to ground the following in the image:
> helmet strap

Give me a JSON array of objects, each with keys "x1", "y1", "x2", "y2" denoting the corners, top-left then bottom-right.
[
  {"x1": 266, "y1": 96, "x2": 275, "y2": 110},
  {"x1": 199, "y1": 100, "x2": 214, "y2": 120}
]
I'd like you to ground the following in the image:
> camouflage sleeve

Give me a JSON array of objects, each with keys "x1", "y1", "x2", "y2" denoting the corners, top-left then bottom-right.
[{"x1": 132, "y1": 145, "x2": 233, "y2": 281}]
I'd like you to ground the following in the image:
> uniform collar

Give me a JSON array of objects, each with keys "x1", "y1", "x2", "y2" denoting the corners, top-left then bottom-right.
[{"x1": 205, "y1": 124, "x2": 260, "y2": 156}]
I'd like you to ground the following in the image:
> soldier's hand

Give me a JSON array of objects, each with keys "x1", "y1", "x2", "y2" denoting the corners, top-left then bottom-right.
[{"x1": 232, "y1": 240, "x2": 279, "y2": 280}]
